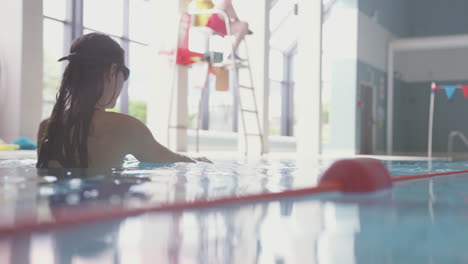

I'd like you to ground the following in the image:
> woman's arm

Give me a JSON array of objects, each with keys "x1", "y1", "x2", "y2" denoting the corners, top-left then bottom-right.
[
  {"x1": 123, "y1": 116, "x2": 196, "y2": 164},
  {"x1": 36, "y1": 119, "x2": 49, "y2": 158}
]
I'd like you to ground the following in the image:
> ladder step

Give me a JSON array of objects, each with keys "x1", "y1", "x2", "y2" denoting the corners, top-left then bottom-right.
[
  {"x1": 241, "y1": 109, "x2": 258, "y2": 113},
  {"x1": 236, "y1": 63, "x2": 250, "y2": 68},
  {"x1": 246, "y1": 133, "x2": 262, "y2": 137},
  {"x1": 239, "y1": 85, "x2": 254, "y2": 90},
  {"x1": 211, "y1": 62, "x2": 249, "y2": 68}
]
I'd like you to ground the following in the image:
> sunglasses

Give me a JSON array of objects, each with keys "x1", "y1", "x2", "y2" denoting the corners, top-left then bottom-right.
[
  {"x1": 58, "y1": 53, "x2": 131, "y2": 81},
  {"x1": 118, "y1": 65, "x2": 130, "y2": 81}
]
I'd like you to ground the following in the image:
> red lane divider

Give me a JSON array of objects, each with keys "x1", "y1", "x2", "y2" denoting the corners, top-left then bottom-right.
[
  {"x1": 393, "y1": 169, "x2": 468, "y2": 182},
  {"x1": 0, "y1": 182, "x2": 342, "y2": 236},
  {"x1": 319, "y1": 158, "x2": 393, "y2": 192}
]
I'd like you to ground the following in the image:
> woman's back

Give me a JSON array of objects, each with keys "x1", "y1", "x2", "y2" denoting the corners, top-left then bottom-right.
[
  {"x1": 39, "y1": 111, "x2": 127, "y2": 168},
  {"x1": 85, "y1": 111, "x2": 129, "y2": 168},
  {"x1": 38, "y1": 110, "x2": 197, "y2": 168}
]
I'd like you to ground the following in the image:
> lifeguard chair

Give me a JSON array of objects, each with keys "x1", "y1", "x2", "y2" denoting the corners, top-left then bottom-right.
[{"x1": 167, "y1": 0, "x2": 264, "y2": 155}]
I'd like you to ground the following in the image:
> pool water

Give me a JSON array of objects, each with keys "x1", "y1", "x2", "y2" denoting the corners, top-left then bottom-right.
[
  {"x1": 1, "y1": 156, "x2": 468, "y2": 263},
  {"x1": 384, "y1": 159, "x2": 468, "y2": 176},
  {"x1": 0, "y1": 157, "x2": 467, "y2": 215}
]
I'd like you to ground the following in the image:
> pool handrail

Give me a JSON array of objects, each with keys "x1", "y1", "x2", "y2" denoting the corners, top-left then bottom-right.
[{"x1": 447, "y1": 130, "x2": 468, "y2": 160}]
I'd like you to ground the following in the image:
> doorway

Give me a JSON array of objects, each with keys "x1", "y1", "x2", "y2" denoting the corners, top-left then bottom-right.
[{"x1": 359, "y1": 83, "x2": 375, "y2": 154}]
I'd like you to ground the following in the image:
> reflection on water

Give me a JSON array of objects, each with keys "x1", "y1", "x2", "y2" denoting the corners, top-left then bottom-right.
[
  {"x1": 1, "y1": 158, "x2": 468, "y2": 263},
  {"x1": 382, "y1": 160, "x2": 468, "y2": 176},
  {"x1": 0, "y1": 157, "x2": 326, "y2": 228},
  {"x1": 5, "y1": 176, "x2": 468, "y2": 263}
]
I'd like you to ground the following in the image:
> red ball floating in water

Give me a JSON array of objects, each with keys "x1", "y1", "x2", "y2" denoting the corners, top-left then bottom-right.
[{"x1": 319, "y1": 158, "x2": 393, "y2": 193}]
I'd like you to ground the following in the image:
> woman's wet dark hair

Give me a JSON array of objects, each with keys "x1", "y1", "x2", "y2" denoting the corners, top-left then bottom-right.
[{"x1": 37, "y1": 33, "x2": 124, "y2": 168}]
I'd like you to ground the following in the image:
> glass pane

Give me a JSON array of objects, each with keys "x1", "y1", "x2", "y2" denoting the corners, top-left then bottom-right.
[
  {"x1": 290, "y1": 83, "x2": 296, "y2": 137},
  {"x1": 83, "y1": 28, "x2": 95, "y2": 35},
  {"x1": 43, "y1": 18, "x2": 66, "y2": 119},
  {"x1": 292, "y1": 55, "x2": 299, "y2": 137},
  {"x1": 43, "y1": 0, "x2": 67, "y2": 20},
  {"x1": 129, "y1": 0, "x2": 151, "y2": 43},
  {"x1": 270, "y1": 0, "x2": 295, "y2": 32},
  {"x1": 187, "y1": 64, "x2": 206, "y2": 129},
  {"x1": 208, "y1": 87, "x2": 234, "y2": 132},
  {"x1": 269, "y1": 50, "x2": 284, "y2": 81},
  {"x1": 188, "y1": 86, "x2": 202, "y2": 130},
  {"x1": 84, "y1": 0, "x2": 123, "y2": 36},
  {"x1": 270, "y1": 0, "x2": 298, "y2": 53},
  {"x1": 83, "y1": 28, "x2": 123, "y2": 45},
  {"x1": 128, "y1": 42, "x2": 152, "y2": 123},
  {"x1": 270, "y1": 15, "x2": 298, "y2": 52},
  {"x1": 188, "y1": 65, "x2": 234, "y2": 132},
  {"x1": 269, "y1": 80, "x2": 282, "y2": 136}
]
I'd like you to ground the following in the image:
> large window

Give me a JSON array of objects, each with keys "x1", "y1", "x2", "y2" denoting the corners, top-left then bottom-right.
[
  {"x1": 269, "y1": 0, "x2": 297, "y2": 137},
  {"x1": 43, "y1": 0, "x2": 68, "y2": 119},
  {"x1": 269, "y1": 50, "x2": 284, "y2": 136},
  {"x1": 128, "y1": 42, "x2": 151, "y2": 123},
  {"x1": 129, "y1": 0, "x2": 152, "y2": 44},
  {"x1": 42, "y1": 0, "x2": 299, "y2": 138},
  {"x1": 42, "y1": 0, "x2": 151, "y2": 123},
  {"x1": 128, "y1": 1, "x2": 152, "y2": 123}
]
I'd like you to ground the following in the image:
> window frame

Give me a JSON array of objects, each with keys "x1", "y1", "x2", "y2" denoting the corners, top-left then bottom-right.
[{"x1": 43, "y1": 0, "x2": 150, "y2": 116}]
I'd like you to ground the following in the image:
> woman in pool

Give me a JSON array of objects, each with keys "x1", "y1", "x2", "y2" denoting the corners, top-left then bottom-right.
[{"x1": 37, "y1": 33, "x2": 210, "y2": 168}]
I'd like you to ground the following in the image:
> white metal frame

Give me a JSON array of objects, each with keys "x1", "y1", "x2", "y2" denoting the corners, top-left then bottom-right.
[{"x1": 386, "y1": 34, "x2": 468, "y2": 155}]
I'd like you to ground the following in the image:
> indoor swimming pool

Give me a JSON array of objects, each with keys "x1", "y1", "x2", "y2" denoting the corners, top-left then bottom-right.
[{"x1": 1, "y1": 155, "x2": 468, "y2": 263}]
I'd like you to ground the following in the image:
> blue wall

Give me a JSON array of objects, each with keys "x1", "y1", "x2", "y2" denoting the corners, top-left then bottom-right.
[
  {"x1": 358, "y1": 0, "x2": 410, "y2": 37},
  {"x1": 358, "y1": 0, "x2": 468, "y2": 37},
  {"x1": 407, "y1": 0, "x2": 468, "y2": 37},
  {"x1": 355, "y1": 0, "x2": 468, "y2": 154},
  {"x1": 394, "y1": 81, "x2": 468, "y2": 154},
  {"x1": 328, "y1": 0, "x2": 468, "y2": 154},
  {"x1": 394, "y1": 1, "x2": 468, "y2": 153}
]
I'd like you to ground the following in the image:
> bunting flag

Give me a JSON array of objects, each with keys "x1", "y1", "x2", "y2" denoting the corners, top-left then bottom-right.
[
  {"x1": 432, "y1": 83, "x2": 468, "y2": 100},
  {"x1": 444, "y1": 85, "x2": 456, "y2": 100},
  {"x1": 462, "y1": 85, "x2": 468, "y2": 99}
]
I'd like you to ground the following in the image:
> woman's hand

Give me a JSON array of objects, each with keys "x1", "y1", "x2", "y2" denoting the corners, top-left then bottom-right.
[{"x1": 193, "y1": 156, "x2": 213, "y2": 163}]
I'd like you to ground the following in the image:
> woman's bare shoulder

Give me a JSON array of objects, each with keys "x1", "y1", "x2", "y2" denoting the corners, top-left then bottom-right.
[
  {"x1": 93, "y1": 111, "x2": 152, "y2": 152},
  {"x1": 95, "y1": 111, "x2": 146, "y2": 131}
]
